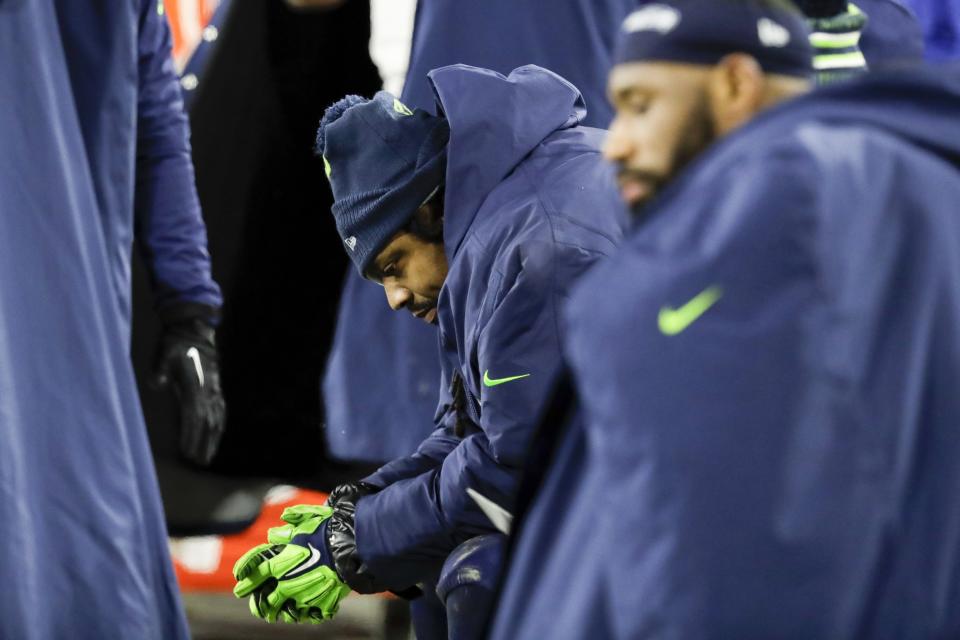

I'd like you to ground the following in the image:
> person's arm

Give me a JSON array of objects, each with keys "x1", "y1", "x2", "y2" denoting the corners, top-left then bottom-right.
[
  {"x1": 361, "y1": 416, "x2": 461, "y2": 489},
  {"x1": 134, "y1": 0, "x2": 221, "y2": 316},
  {"x1": 136, "y1": 0, "x2": 225, "y2": 465},
  {"x1": 346, "y1": 240, "x2": 609, "y2": 590},
  {"x1": 357, "y1": 359, "x2": 466, "y2": 489}
]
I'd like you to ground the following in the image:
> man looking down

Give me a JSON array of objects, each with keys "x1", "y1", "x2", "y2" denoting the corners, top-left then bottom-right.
[{"x1": 232, "y1": 64, "x2": 625, "y2": 637}]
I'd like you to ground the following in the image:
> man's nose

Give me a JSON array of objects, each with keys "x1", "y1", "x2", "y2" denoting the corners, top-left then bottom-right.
[
  {"x1": 384, "y1": 282, "x2": 412, "y2": 311},
  {"x1": 603, "y1": 118, "x2": 633, "y2": 163}
]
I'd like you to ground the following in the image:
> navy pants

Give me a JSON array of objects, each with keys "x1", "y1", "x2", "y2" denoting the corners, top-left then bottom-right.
[{"x1": 410, "y1": 535, "x2": 506, "y2": 640}]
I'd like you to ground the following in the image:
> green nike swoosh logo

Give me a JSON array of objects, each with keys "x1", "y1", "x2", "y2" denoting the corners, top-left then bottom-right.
[
  {"x1": 658, "y1": 286, "x2": 723, "y2": 336},
  {"x1": 483, "y1": 370, "x2": 531, "y2": 387}
]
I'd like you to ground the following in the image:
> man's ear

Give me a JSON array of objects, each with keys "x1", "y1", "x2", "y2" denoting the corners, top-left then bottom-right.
[
  {"x1": 411, "y1": 197, "x2": 445, "y2": 243},
  {"x1": 706, "y1": 53, "x2": 765, "y2": 137}
]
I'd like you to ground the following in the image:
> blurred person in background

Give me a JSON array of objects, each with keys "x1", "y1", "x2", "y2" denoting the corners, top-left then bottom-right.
[
  {"x1": 0, "y1": 0, "x2": 225, "y2": 637},
  {"x1": 231, "y1": 64, "x2": 626, "y2": 639},
  {"x1": 494, "y1": 0, "x2": 960, "y2": 637},
  {"x1": 496, "y1": 0, "x2": 928, "y2": 633},
  {"x1": 136, "y1": 0, "x2": 382, "y2": 490}
]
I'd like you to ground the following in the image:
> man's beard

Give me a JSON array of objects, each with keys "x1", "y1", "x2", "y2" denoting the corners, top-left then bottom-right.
[{"x1": 627, "y1": 95, "x2": 715, "y2": 218}]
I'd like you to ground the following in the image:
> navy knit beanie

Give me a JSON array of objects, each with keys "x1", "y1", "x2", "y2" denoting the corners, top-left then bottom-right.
[
  {"x1": 615, "y1": 0, "x2": 813, "y2": 78},
  {"x1": 316, "y1": 92, "x2": 449, "y2": 275}
]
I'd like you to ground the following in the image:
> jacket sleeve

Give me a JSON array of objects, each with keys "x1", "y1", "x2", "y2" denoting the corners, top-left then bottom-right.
[
  {"x1": 361, "y1": 419, "x2": 461, "y2": 490},
  {"x1": 134, "y1": 0, "x2": 222, "y2": 316},
  {"x1": 359, "y1": 358, "x2": 462, "y2": 489},
  {"x1": 354, "y1": 239, "x2": 607, "y2": 588}
]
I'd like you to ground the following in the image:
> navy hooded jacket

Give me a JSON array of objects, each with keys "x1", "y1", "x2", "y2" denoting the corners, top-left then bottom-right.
[
  {"x1": 493, "y1": 65, "x2": 960, "y2": 639},
  {"x1": 350, "y1": 65, "x2": 625, "y2": 589},
  {"x1": 0, "y1": 0, "x2": 219, "y2": 636},
  {"x1": 321, "y1": 0, "x2": 635, "y2": 464}
]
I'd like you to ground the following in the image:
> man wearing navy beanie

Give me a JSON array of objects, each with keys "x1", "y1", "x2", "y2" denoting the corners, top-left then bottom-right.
[
  {"x1": 316, "y1": 92, "x2": 450, "y2": 281},
  {"x1": 230, "y1": 64, "x2": 625, "y2": 637}
]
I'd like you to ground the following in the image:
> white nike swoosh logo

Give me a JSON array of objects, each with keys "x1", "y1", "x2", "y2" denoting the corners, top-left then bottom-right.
[
  {"x1": 467, "y1": 488, "x2": 513, "y2": 535},
  {"x1": 283, "y1": 543, "x2": 321, "y2": 579},
  {"x1": 186, "y1": 347, "x2": 204, "y2": 388}
]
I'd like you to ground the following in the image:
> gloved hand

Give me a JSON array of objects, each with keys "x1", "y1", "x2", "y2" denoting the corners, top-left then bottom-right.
[
  {"x1": 324, "y1": 482, "x2": 387, "y2": 594},
  {"x1": 327, "y1": 481, "x2": 378, "y2": 509},
  {"x1": 233, "y1": 505, "x2": 351, "y2": 623},
  {"x1": 324, "y1": 483, "x2": 424, "y2": 599},
  {"x1": 152, "y1": 316, "x2": 226, "y2": 465},
  {"x1": 806, "y1": 2, "x2": 869, "y2": 85}
]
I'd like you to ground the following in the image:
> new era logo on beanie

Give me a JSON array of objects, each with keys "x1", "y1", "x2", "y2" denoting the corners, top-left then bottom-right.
[{"x1": 316, "y1": 93, "x2": 449, "y2": 276}]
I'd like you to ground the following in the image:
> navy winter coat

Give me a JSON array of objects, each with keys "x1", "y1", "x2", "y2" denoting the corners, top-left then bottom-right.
[
  {"x1": 352, "y1": 65, "x2": 625, "y2": 589},
  {"x1": 0, "y1": 0, "x2": 219, "y2": 636},
  {"x1": 321, "y1": 0, "x2": 635, "y2": 464},
  {"x1": 493, "y1": 65, "x2": 960, "y2": 639}
]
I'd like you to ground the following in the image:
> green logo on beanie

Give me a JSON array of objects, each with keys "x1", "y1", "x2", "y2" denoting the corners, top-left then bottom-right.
[
  {"x1": 323, "y1": 155, "x2": 332, "y2": 179},
  {"x1": 393, "y1": 99, "x2": 414, "y2": 116}
]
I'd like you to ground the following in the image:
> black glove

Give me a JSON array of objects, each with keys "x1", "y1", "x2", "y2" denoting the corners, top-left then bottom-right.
[
  {"x1": 152, "y1": 316, "x2": 226, "y2": 466},
  {"x1": 323, "y1": 482, "x2": 424, "y2": 599},
  {"x1": 324, "y1": 482, "x2": 383, "y2": 594}
]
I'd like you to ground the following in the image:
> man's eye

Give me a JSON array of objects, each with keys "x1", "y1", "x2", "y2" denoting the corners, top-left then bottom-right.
[
  {"x1": 383, "y1": 263, "x2": 398, "y2": 278},
  {"x1": 629, "y1": 99, "x2": 650, "y2": 115}
]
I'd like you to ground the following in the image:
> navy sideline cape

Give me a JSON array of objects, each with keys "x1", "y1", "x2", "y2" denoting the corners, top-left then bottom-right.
[
  {"x1": 493, "y1": 64, "x2": 960, "y2": 639},
  {"x1": 0, "y1": 0, "x2": 220, "y2": 637}
]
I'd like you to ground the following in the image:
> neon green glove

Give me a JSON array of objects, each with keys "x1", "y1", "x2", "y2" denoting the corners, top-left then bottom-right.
[
  {"x1": 266, "y1": 504, "x2": 333, "y2": 543},
  {"x1": 232, "y1": 504, "x2": 351, "y2": 623}
]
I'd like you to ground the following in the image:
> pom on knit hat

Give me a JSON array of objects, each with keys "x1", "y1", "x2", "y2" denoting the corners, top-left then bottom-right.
[{"x1": 316, "y1": 95, "x2": 367, "y2": 158}]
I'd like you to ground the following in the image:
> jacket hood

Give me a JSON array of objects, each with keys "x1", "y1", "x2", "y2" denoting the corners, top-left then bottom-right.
[
  {"x1": 427, "y1": 64, "x2": 587, "y2": 258},
  {"x1": 784, "y1": 63, "x2": 960, "y2": 165}
]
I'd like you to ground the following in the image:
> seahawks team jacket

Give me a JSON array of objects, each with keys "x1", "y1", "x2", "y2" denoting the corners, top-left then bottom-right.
[
  {"x1": 494, "y1": 65, "x2": 960, "y2": 639},
  {"x1": 352, "y1": 64, "x2": 626, "y2": 589},
  {"x1": 322, "y1": 0, "x2": 635, "y2": 466}
]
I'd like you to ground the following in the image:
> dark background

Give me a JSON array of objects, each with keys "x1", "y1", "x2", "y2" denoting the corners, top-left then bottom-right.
[{"x1": 131, "y1": 0, "x2": 382, "y2": 535}]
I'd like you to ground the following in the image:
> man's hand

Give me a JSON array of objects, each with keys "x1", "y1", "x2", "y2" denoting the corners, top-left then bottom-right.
[
  {"x1": 324, "y1": 483, "x2": 423, "y2": 599},
  {"x1": 152, "y1": 317, "x2": 226, "y2": 465},
  {"x1": 233, "y1": 505, "x2": 352, "y2": 623}
]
